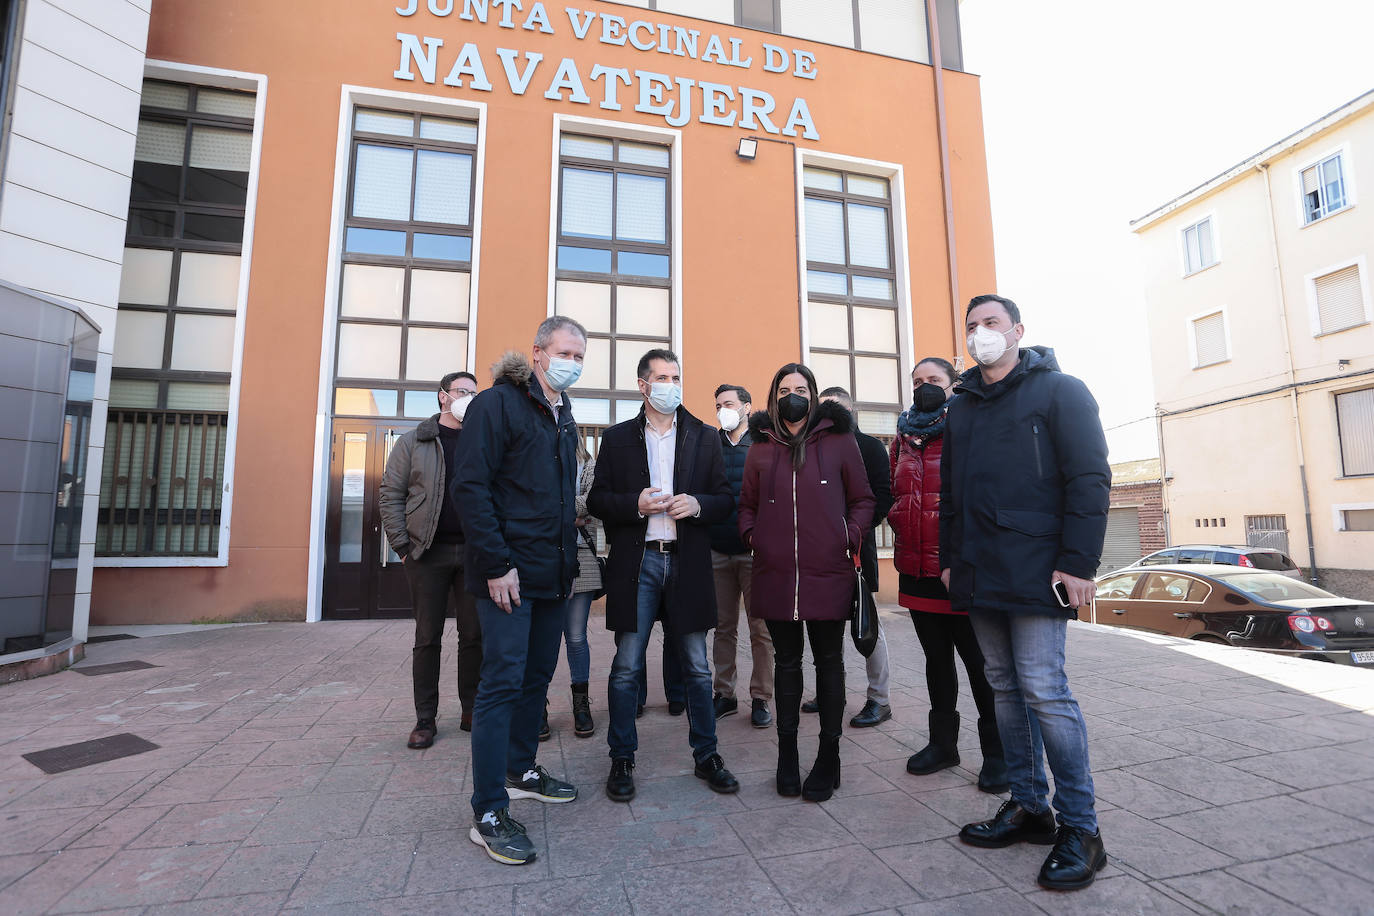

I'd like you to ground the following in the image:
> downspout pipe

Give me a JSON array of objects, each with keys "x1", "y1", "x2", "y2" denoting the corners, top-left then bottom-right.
[
  {"x1": 1258, "y1": 161, "x2": 1320, "y2": 585},
  {"x1": 925, "y1": 0, "x2": 963, "y2": 362}
]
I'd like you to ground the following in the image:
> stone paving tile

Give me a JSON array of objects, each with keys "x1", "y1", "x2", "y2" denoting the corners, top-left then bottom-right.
[
  {"x1": 0, "y1": 846, "x2": 119, "y2": 916},
  {"x1": 49, "y1": 842, "x2": 237, "y2": 912},
  {"x1": 1090, "y1": 770, "x2": 1211, "y2": 819},
  {"x1": 144, "y1": 892, "x2": 290, "y2": 914},
  {"x1": 726, "y1": 801, "x2": 855, "y2": 859},
  {"x1": 1164, "y1": 870, "x2": 1308, "y2": 915},
  {"x1": 0, "y1": 807, "x2": 99, "y2": 856},
  {"x1": 1124, "y1": 755, "x2": 1286, "y2": 806},
  {"x1": 403, "y1": 824, "x2": 552, "y2": 894},
  {"x1": 360, "y1": 792, "x2": 471, "y2": 836},
  {"x1": 831, "y1": 790, "x2": 957, "y2": 848},
  {"x1": 625, "y1": 772, "x2": 749, "y2": 822},
  {"x1": 1022, "y1": 874, "x2": 1197, "y2": 915},
  {"x1": 512, "y1": 873, "x2": 632, "y2": 915},
  {"x1": 377, "y1": 760, "x2": 465, "y2": 799},
  {"x1": 286, "y1": 834, "x2": 420, "y2": 908},
  {"x1": 195, "y1": 841, "x2": 317, "y2": 900},
  {"x1": 1228, "y1": 853, "x2": 1371, "y2": 913},
  {"x1": 66, "y1": 803, "x2": 172, "y2": 849},
  {"x1": 547, "y1": 814, "x2": 746, "y2": 877},
  {"x1": 1085, "y1": 733, "x2": 1180, "y2": 769},
  {"x1": 128, "y1": 766, "x2": 246, "y2": 808},
  {"x1": 246, "y1": 791, "x2": 375, "y2": 845},
  {"x1": 1200, "y1": 717, "x2": 1332, "y2": 753},
  {"x1": 1292, "y1": 781, "x2": 1374, "y2": 825},
  {"x1": 1309, "y1": 833, "x2": 1374, "y2": 881},
  {"x1": 1227, "y1": 744, "x2": 1374, "y2": 791},
  {"x1": 876, "y1": 838, "x2": 1003, "y2": 900},
  {"x1": 131, "y1": 798, "x2": 277, "y2": 848},
  {"x1": 898, "y1": 885, "x2": 1048, "y2": 915},
  {"x1": 212, "y1": 765, "x2": 325, "y2": 801},
  {"x1": 760, "y1": 843, "x2": 922, "y2": 915},
  {"x1": 0, "y1": 851, "x2": 47, "y2": 892},
  {"x1": 894, "y1": 783, "x2": 1002, "y2": 829},
  {"x1": 622, "y1": 853, "x2": 791, "y2": 915},
  {"x1": 250, "y1": 738, "x2": 352, "y2": 768},
  {"x1": 1157, "y1": 794, "x2": 1374, "y2": 860},
  {"x1": 312, "y1": 763, "x2": 394, "y2": 795},
  {"x1": 1133, "y1": 726, "x2": 1265, "y2": 763},
  {"x1": 3, "y1": 771, "x2": 148, "y2": 813},
  {"x1": 1095, "y1": 809, "x2": 1234, "y2": 879}
]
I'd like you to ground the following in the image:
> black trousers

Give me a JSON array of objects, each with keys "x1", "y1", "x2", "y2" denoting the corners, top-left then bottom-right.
[
  {"x1": 405, "y1": 540, "x2": 483, "y2": 721},
  {"x1": 766, "y1": 619, "x2": 846, "y2": 742},
  {"x1": 910, "y1": 610, "x2": 996, "y2": 721}
]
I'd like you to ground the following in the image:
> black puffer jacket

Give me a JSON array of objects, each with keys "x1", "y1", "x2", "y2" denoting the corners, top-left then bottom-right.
[
  {"x1": 451, "y1": 352, "x2": 579, "y2": 600},
  {"x1": 709, "y1": 428, "x2": 753, "y2": 555},
  {"x1": 939, "y1": 347, "x2": 1110, "y2": 617}
]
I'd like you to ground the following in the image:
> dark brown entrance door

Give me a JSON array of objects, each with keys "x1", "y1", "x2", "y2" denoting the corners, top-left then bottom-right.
[{"x1": 323, "y1": 420, "x2": 417, "y2": 619}]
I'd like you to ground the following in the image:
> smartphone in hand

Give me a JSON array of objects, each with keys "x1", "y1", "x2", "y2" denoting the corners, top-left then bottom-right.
[{"x1": 1052, "y1": 579, "x2": 1073, "y2": 608}]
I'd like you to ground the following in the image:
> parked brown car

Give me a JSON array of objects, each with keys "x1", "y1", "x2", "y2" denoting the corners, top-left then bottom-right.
[{"x1": 1093, "y1": 563, "x2": 1374, "y2": 667}]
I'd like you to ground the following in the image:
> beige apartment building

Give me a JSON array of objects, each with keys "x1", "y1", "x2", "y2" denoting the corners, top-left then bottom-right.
[{"x1": 1133, "y1": 89, "x2": 1374, "y2": 600}]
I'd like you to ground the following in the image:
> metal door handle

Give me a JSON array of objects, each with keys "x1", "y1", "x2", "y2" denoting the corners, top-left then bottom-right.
[
  {"x1": 1112, "y1": 609, "x2": 1126, "y2": 615},
  {"x1": 1173, "y1": 612, "x2": 1192, "y2": 619}
]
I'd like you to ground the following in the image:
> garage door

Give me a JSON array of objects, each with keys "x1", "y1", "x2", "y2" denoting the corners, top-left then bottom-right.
[{"x1": 1100, "y1": 506, "x2": 1142, "y2": 573}]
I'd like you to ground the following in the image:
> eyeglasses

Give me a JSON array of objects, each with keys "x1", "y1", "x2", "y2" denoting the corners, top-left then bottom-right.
[{"x1": 443, "y1": 388, "x2": 478, "y2": 398}]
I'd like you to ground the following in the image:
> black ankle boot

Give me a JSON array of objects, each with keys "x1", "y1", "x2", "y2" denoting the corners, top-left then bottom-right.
[
  {"x1": 802, "y1": 739, "x2": 841, "y2": 802},
  {"x1": 571, "y1": 683, "x2": 594, "y2": 738},
  {"x1": 907, "y1": 711, "x2": 959, "y2": 775},
  {"x1": 776, "y1": 733, "x2": 801, "y2": 797},
  {"x1": 976, "y1": 717, "x2": 1009, "y2": 793}
]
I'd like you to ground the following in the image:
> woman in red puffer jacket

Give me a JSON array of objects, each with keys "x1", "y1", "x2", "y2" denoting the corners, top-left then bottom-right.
[
  {"x1": 739, "y1": 363, "x2": 874, "y2": 803},
  {"x1": 889, "y1": 356, "x2": 1006, "y2": 793}
]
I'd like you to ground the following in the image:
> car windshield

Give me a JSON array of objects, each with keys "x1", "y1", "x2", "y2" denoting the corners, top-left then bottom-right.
[
  {"x1": 1246, "y1": 551, "x2": 1293, "y2": 571},
  {"x1": 1214, "y1": 572, "x2": 1332, "y2": 602}
]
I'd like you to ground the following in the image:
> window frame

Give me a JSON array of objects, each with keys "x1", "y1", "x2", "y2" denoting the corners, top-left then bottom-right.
[
  {"x1": 1186, "y1": 305, "x2": 1230, "y2": 370},
  {"x1": 1179, "y1": 214, "x2": 1219, "y2": 277},
  {"x1": 1334, "y1": 385, "x2": 1374, "y2": 478},
  {"x1": 1303, "y1": 255, "x2": 1371, "y2": 338},
  {"x1": 1294, "y1": 143, "x2": 1356, "y2": 227},
  {"x1": 1332, "y1": 502, "x2": 1374, "y2": 532}
]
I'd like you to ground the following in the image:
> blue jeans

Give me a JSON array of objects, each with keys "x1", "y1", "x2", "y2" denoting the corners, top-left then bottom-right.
[
  {"x1": 637, "y1": 628, "x2": 685, "y2": 706},
  {"x1": 565, "y1": 592, "x2": 594, "y2": 685},
  {"x1": 607, "y1": 550, "x2": 716, "y2": 764},
  {"x1": 969, "y1": 610, "x2": 1097, "y2": 832},
  {"x1": 470, "y1": 595, "x2": 568, "y2": 816}
]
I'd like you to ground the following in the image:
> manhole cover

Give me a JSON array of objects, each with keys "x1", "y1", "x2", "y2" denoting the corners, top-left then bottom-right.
[
  {"x1": 72, "y1": 660, "x2": 159, "y2": 676},
  {"x1": 22, "y1": 733, "x2": 160, "y2": 774}
]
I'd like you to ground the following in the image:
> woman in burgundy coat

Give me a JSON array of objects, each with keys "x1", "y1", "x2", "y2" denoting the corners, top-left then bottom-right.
[
  {"x1": 888, "y1": 357, "x2": 1006, "y2": 792},
  {"x1": 739, "y1": 363, "x2": 875, "y2": 801}
]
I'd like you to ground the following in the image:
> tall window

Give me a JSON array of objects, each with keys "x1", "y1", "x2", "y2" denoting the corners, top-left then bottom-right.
[
  {"x1": 1301, "y1": 152, "x2": 1348, "y2": 224},
  {"x1": 333, "y1": 108, "x2": 477, "y2": 420},
  {"x1": 553, "y1": 133, "x2": 672, "y2": 426},
  {"x1": 1336, "y1": 387, "x2": 1374, "y2": 477},
  {"x1": 1311, "y1": 263, "x2": 1367, "y2": 336},
  {"x1": 99, "y1": 80, "x2": 255, "y2": 557},
  {"x1": 1182, "y1": 217, "x2": 1216, "y2": 275},
  {"x1": 803, "y1": 166, "x2": 901, "y2": 433},
  {"x1": 1190, "y1": 310, "x2": 1228, "y2": 368}
]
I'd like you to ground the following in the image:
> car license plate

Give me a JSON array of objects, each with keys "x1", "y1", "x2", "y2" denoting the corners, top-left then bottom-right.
[{"x1": 1352, "y1": 650, "x2": 1374, "y2": 665}]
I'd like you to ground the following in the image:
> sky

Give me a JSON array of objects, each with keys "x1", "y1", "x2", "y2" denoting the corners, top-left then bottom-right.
[{"x1": 959, "y1": 0, "x2": 1374, "y2": 461}]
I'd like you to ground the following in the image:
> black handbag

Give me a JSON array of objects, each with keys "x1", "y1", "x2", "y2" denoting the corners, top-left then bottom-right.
[
  {"x1": 578, "y1": 525, "x2": 607, "y2": 600},
  {"x1": 849, "y1": 552, "x2": 879, "y2": 657}
]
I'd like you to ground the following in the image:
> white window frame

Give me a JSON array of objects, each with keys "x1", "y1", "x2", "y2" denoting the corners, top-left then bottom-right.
[
  {"x1": 94, "y1": 60, "x2": 267, "y2": 569},
  {"x1": 305, "y1": 85, "x2": 488, "y2": 622},
  {"x1": 1294, "y1": 142, "x2": 1357, "y2": 227},
  {"x1": 1179, "y1": 212, "x2": 1219, "y2": 277},
  {"x1": 1186, "y1": 305, "x2": 1230, "y2": 370},
  {"x1": 1334, "y1": 384, "x2": 1374, "y2": 479},
  {"x1": 795, "y1": 148, "x2": 915, "y2": 398},
  {"x1": 1304, "y1": 254, "x2": 1371, "y2": 338},
  {"x1": 544, "y1": 113, "x2": 683, "y2": 364},
  {"x1": 1332, "y1": 501, "x2": 1374, "y2": 532}
]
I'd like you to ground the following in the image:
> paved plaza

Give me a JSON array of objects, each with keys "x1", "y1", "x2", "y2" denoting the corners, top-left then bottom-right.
[{"x1": 1, "y1": 607, "x2": 1372, "y2": 915}]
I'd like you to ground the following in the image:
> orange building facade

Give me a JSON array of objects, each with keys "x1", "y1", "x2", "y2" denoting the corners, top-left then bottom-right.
[{"x1": 89, "y1": 0, "x2": 995, "y2": 624}]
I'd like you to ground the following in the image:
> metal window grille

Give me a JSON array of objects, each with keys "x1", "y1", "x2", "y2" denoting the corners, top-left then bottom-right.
[{"x1": 1245, "y1": 515, "x2": 1289, "y2": 554}]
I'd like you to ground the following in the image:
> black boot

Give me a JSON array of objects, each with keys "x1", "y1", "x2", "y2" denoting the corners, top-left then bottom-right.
[
  {"x1": 802, "y1": 738, "x2": 841, "y2": 802},
  {"x1": 976, "y1": 717, "x2": 1009, "y2": 793},
  {"x1": 907, "y1": 711, "x2": 960, "y2": 775},
  {"x1": 571, "y1": 683, "x2": 594, "y2": 738},
  {"x1": 538, "y1": 701, "x2": 551, "y2": 742},
  {"x1": 776, "y1": 731, "x2": 801, "y2": 797}
]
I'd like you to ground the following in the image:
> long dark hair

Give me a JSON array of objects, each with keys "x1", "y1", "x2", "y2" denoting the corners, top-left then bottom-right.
[{"x1": 766, "y1": 362, "x2": 818, "y2": 470}]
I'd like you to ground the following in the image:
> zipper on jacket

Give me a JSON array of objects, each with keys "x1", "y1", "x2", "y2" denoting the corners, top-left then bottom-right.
[
  {"x1": 1031, "y1": 422, "x2": 1044, "y2": 479},
  {"x1": 792, "y1": 466, "x2": 800, "y2": 621}
]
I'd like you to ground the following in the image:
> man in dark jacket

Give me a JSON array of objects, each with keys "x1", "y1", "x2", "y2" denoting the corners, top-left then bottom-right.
[
  {"x1": 379, "y1": 370, "x2": 481, "y2": 750},
  {"x1": 451, "y1": 317, "x2": 585, "y2": 867},
  {"x1": 589, "y1": 350, "x2": 739, "y2": 802},
  {"x1": 941, "y1": 295, "x2": 1111, "y2": 892},
  {"x1": 818, "y1": 387, "x2": 895, "y2": 727},
  {"x1": 709, "y1": 383, "x2": 774, "y2": 728}
]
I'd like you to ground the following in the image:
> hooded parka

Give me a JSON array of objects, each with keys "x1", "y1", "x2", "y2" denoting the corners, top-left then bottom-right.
[
  {"x1": 889, "y1": 422, "x2": 945, "y2": 581},
  {"x1": 738, "y1": 400, "x2": 876, "y2": 622}
]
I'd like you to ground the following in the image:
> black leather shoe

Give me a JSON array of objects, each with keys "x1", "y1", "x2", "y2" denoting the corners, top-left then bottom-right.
[
  {"x1": 801, "y1": 698, "x2": 819, "y2": 714},
  {"x1": 750, "y1": 699, "x2": 772, "y2": 728},
  {"x1": 849, "y1": 699, "x2": 892, "y2": 728},
  {"x1": 693, "y1": 754, "x2": 740, "y2": 794},
  {"x1": 606, "y1": 758, "x2": 635, "y2": 802},
  {"x1": 959, "y1": 800, "x2": 1057, "y2": 849},
  {"x1": 1037, "y1": 825, "x2": 1107, "y2": 891},
  {"x1": 407, "y1": 718, "x2": 437, "y2": 749},
  {"x1": 668, "y1": 700, "x2": 686, "y2": 716},
  {"x1": 713, "y1": 695, "x2": 738, "y2": 719}
]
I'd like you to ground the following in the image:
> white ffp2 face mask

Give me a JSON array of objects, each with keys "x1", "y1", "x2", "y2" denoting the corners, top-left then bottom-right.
[
  {"x1": 967, "y1": 325, "x2": 1014, "y2": 366},
  {"x1": 717, "y1": 407, "x2": 741, "y2": 431},
  {"x1": 450, "y1": 394, "x2": 474, "y2": 421}
]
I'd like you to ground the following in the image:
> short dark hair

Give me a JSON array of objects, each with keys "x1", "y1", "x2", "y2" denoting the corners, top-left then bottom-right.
[
  {"x1": 637, "y1": 348, "x2": 680, "y2": 381},
  {"x1": 714, "y1": 383, "x2": 751, "y2": 404},
  {"x1": 438, "y1": 371, "x2": 478, "y2": 407},
  {"x1": 966, "y1": 294, "x2": 1021, "y2": 324},
  {"x1": 914, "y1": 356, "x2": 956, "y2": 385},
  {"x1": 819, "y1": 386, "x2": 853, "y2": 410}
]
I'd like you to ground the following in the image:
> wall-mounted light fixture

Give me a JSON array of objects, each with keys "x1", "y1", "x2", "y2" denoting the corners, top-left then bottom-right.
[{"x1": 737, "y1": 137, "x2": 757, "y2": 160}]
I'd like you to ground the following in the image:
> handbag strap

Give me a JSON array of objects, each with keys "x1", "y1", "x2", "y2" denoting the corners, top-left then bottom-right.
[{"x1": 577, "y1": 525, "x2": 597, "y2": 551}]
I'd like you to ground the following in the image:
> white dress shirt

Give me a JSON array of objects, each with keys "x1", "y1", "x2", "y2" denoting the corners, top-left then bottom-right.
[{"x1": 644, "y1": 415, "x2": 677, "y2": 542}]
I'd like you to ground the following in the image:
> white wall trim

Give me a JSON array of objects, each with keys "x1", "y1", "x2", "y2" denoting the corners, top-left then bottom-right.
[
  {"x1": 1178, "y1": 210, "x2": 1220, "y2": 278},
  {"x1": 95, "y1": 60, "x2": 267, "y2": 570},
  {"x1": 545, "y1": 113, "x2": 684, "y2": 377},
  {"x1": 1186, "y1": 304, "x2": 1231, "y2": 370},
  {"x1": 1292, "y1": 139, "x2": 1358, "y2": 229},
  {"x1": 305, "y1": 84, "x2": 489, "y2": 624},
  {"x1": 1303, "y1": 253, "x2": 1371, "y2": 338},
  {"x1": 1332, "y1": 501, "x2": 1374, "y2": 532},
  {"x1": 793, "y1": 148, "x2": 915, "y2": 389}
]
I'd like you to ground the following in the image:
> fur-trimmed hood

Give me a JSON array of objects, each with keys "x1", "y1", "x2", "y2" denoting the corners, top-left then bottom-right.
[
  {"x1": 746, "y1": 398, "x2": 855, "y2": 441},
  {"x1": 415, "y1": 413, "x2": 443, "y2": 442},
  {"x1": 491, "y1": 350, "x2": 534, "y2": 387}
]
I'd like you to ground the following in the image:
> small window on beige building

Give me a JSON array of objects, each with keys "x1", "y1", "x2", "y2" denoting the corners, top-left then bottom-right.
[
  {"x1": 1312, "y1": 263, "x2": 1367, "y2": 335},
  {"x1": 1341, "y1": 508, "x2": 1374, "y2": 531},
  {"x1": 1182, "y1": 217, "x2": 1216, "y2": 275},
  {"x1": 1336, "y1": 387, "x2": 1374, "y2": 476},
  {"x1": 1190, "y1": 310, "x2": 1228, "y2": 368}
]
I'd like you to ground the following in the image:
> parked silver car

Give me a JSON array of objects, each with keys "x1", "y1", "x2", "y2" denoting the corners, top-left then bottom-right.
[{"x1": 1130, "y1": 544, "x2": 1302, "y2": 579}]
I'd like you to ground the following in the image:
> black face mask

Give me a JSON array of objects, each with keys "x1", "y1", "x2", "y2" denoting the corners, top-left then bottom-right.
[
  {"x1": 777, "y1": 393, "x2": 810, "y2": 423},
  {"x1": 913, "y1": 383, "x2": 947, "y2": 413}
]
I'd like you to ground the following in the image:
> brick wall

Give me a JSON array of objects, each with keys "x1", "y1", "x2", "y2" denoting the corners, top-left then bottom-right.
[{"x1": 1111, "y1": 481, "x2": 1166, "y2": 554}]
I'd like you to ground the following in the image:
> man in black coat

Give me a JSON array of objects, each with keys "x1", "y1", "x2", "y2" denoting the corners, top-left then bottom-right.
[
  {"x1": 451, "y1": 317, "x2": 585, "y2": 867},
  {"x1": 941, "y1": 295, "x2": 1111, "y2": 892},
  {"x1": 589, "y1": 349, "x2": 738, "y2": 802},
  {"x1": 816, "y1": 387, "x2": 894, "y2": 728}
]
